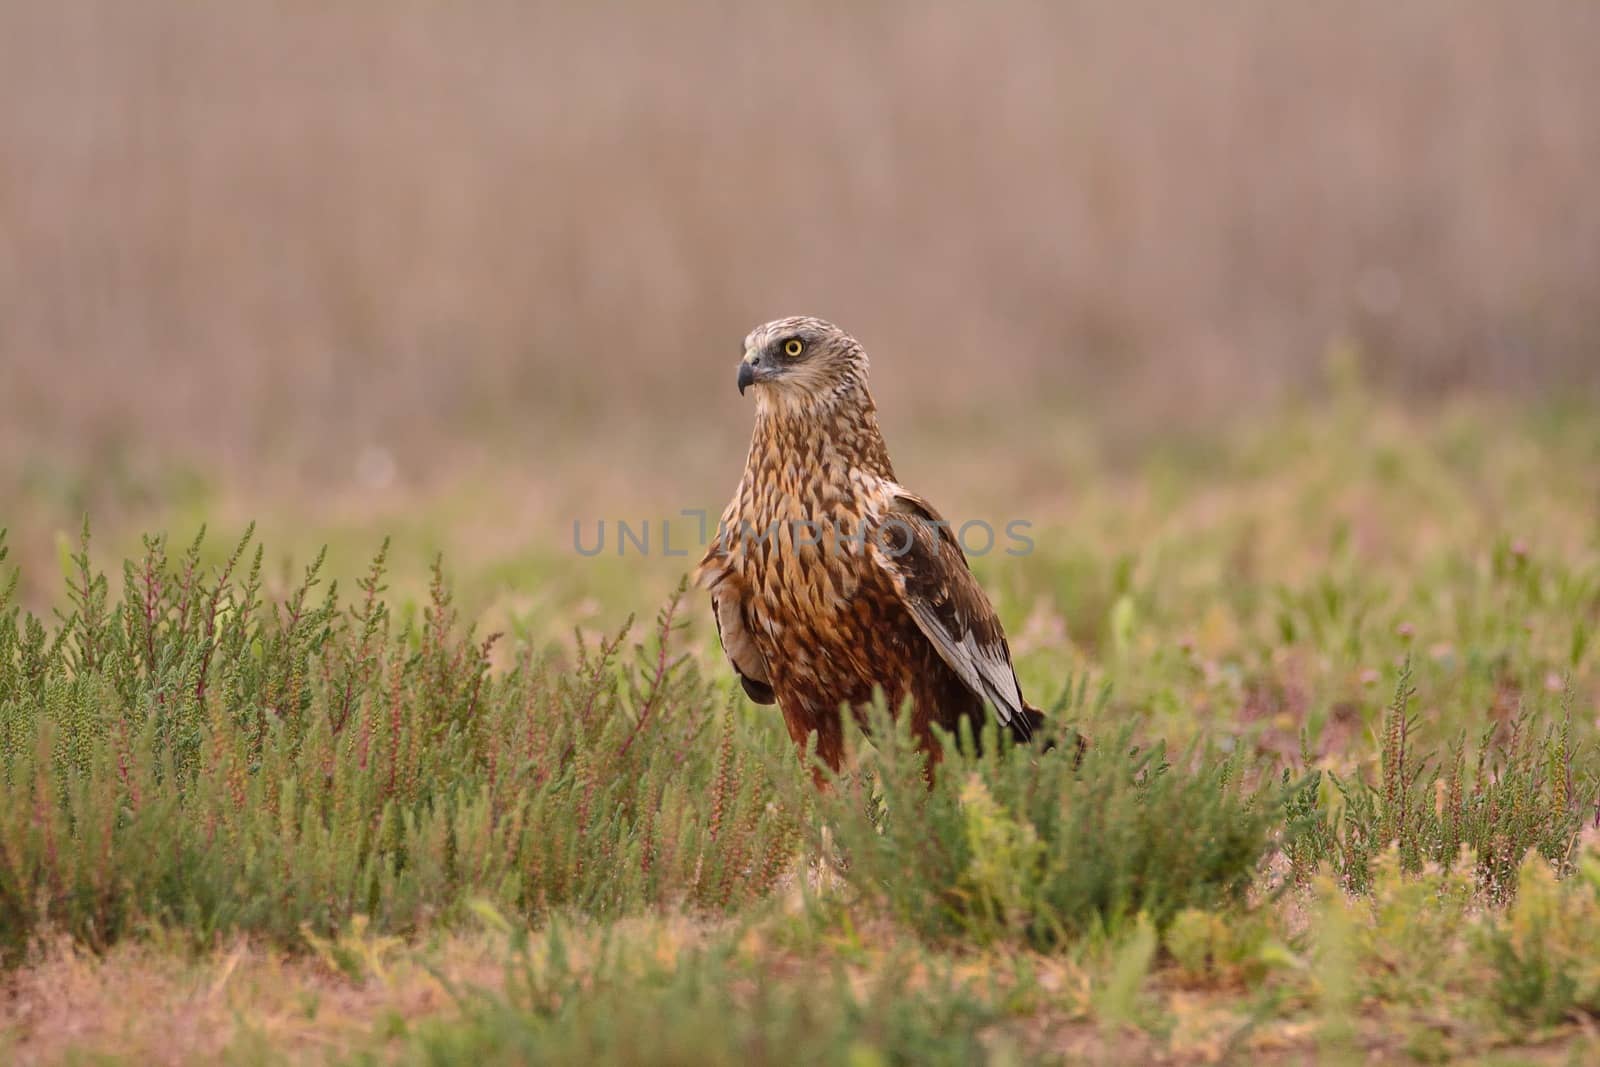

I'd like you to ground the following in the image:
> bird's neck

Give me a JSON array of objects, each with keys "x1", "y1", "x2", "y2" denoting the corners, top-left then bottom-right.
[{"x1": 747, "y1": 380, "x2": 896, "y2": 485}]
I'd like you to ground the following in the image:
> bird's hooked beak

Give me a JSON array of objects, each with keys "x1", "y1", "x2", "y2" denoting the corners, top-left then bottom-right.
[{"x1": 736, "y1": 351, "x2": 773, "y2": 396}]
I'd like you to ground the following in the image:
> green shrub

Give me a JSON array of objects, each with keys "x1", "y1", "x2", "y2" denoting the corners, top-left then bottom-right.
[
  {"x1": 1286, "y1": 664, "x2": 1592, "y2": 899},
  {"x1": 392, "y1": 915, "x2": 996, "y2": 1067},
  {"x1": 810, "y1": 706, "x2": 1292, "y2": 949},
  {"x1": 0, "y1": 526, "x2": 801, "y2": 962},
  {"x1": 1480, "y1": 849, "x2": 1600, "y2": 1029}
]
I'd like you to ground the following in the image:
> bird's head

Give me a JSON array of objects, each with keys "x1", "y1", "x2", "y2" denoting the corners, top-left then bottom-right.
[{"x1": 737, "y1": 316, "x2": 870, "y2": 415}]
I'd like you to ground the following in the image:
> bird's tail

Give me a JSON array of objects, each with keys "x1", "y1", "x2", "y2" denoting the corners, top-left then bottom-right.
[
  {"x1": 1013, "y1": 703, "x2": 1089, "y2": 765},
  {"x1": 1009, "y1": 704, "x2": 1047, "y2": 745}
]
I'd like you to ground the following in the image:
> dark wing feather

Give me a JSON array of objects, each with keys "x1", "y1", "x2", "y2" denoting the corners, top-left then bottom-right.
[
  {"x1": 709, "y1": 578, "x2": 775, "y2": 705},
  {"x1": 696, "y1": 507, "x2": 775, "y2": 705},
  {"x1": 869, "y1": 488, "x2": 1032, "y2": 738}
]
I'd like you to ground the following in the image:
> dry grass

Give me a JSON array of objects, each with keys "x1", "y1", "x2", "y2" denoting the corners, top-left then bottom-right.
[
  {"x1": 0, "y1": 923, "x2": 1068, "y2": 1065},
  {"x1": 7, "y1": 868, "x2": 1598, "y2": 1066},
  {"x1": 3, "y1": 1, "x2": 1598, "y2": 486},
  {"x1": 1, "y1": 932, "x2": 486, "y2": 1064},
  {"x1": 0, "y1": 920, "x2": 704, "y2": 1065}
]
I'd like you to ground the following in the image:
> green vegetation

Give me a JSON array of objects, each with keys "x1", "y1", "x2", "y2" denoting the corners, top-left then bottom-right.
[
  {"x1": 0, "y1": 533, "x2": 799, "y2": 957},
  {"x1": 2, "y1": 401, "x2": 1598, "y2": 1063},
  {"x1": 814, "y1": 712, "x2": 1286, "y2": 949}
]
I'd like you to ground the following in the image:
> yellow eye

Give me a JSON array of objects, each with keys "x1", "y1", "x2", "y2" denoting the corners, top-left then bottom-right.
[{"x1": 783, "y1": 338, "x2": 804, "y2": 358}]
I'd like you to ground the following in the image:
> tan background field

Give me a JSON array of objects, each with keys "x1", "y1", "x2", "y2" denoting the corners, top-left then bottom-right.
[{"x1": 3, "y1": 1, "x2": 1597, "y2": 485}]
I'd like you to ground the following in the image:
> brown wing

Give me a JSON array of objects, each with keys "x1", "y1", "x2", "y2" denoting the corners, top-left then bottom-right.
[
  {"x1": 867, "y1": 487, "x2": 1032, "y2": 738},
  {"x1": 697, "y1": 522, "x2": 776, "y2": 705},
  {"x1": 712, "y1": 582, "x2": 775, "y2": 704}
]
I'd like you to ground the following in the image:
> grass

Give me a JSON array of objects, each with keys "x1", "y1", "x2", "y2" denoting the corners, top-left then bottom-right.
[{"x1": 1, "y1": 397, "x2": 1598, "y2": 1064}]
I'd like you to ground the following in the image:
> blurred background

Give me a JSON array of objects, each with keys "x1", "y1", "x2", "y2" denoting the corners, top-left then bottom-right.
[{"x1": 1, "y1": 1, "x2": 1597, "y2": 605}]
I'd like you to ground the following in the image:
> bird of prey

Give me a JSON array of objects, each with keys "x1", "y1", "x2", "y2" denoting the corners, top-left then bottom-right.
[{"x1": 696, "y1": 316, "x2": 1048, "y2": 781}]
